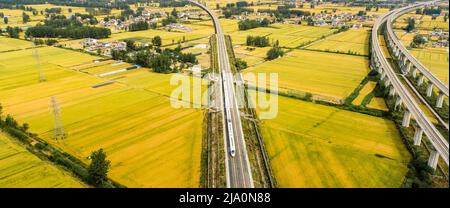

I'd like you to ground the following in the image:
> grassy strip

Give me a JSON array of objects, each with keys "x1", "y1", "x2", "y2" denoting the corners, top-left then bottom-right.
[
  {"x1": 0, "y1": 111, "x2": 124, "y2": 188},
  {"x1": 300, "y1": 48, "x2": 369, "y2": 57},
  {"x1": 344, "y1": 76, "x2": 370, "y2": 105},
  {"x1": 199, "y1": 110, "x2": 209, "y2": 188}
]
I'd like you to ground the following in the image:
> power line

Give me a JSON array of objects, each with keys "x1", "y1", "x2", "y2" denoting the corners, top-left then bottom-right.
[
  {"x1": 31, "y1": 37, "x2": 46, "y2": 82},
  {"x1": 51, "y1": 96, "x2": 66, "y2": 140}
]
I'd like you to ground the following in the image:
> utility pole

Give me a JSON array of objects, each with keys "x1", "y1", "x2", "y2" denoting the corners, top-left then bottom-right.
[
  {"x1": 31, "y1": 37, "x2": 46, "y2": 82},
  {"x1": 51, "y1": 96, "x2": 66, "y2": 140}
]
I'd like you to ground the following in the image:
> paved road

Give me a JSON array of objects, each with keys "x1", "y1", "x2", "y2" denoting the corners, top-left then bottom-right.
[
  {"x1": 188, "y1": 0, "x2": 254, "y2": 188},
  {"x1": 372, "y1": 3, "x2": 449, "y2": 165},
  {"x1": 386, "y1": 1, "x2": 449, "y2": 97}
]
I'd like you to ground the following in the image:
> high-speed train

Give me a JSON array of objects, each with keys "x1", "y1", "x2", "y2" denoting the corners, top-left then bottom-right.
[{"x1": 222, "y1": 74, "x2": 236, "y2": 157}]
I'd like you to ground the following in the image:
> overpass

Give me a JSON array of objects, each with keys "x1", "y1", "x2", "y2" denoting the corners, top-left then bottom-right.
[
  {"x1": 371, "y1": 2, "x2": 448, "y2": 169},
  {"x1": 385, "y1": 1, "x2": 448, "y2": 108},
  {"x1": 187, "y1": 0, "x2": 254, "y2": 188}
]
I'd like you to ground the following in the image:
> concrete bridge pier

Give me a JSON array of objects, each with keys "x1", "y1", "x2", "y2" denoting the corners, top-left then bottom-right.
[
  {"x1": 402, "y1": 110, "x2": 411, "y2": 127},
  {"x1": 404, "y1": 61, "x2": 411, "y2": 74},
  {"x1": 417, "y1": 74, "x2": 425, "y2": 86},
  {"x1": 428, "y1": 150, "x2": 439, "y2": 170},
  {"x1": 426, "y1": 83, "x2": 434, "y2": 97},
  {"x1": 394, "y1": 96, "x2": 402, "y2": 111},
  {"x1": 385, "y1": 78, "x2": 391, "y2": 87},
  {"x1": 436, "y1": 91, "x2": 445, "y2": 108},
  {"x1": 389, "y1": 85, "x2": 396, "y2": 96},
  {"x1": 411, "y1": 67, "x2": 417, "y2": 78},
  {"x1": 413, "y1": 127, "x2": 423, "y2": 146},
  {"x1": 395, "y1": 46, "x2": 400, "y2": 57},
  {"x1": 380, "y1": 71, "x2": 386, "y2": 81}
]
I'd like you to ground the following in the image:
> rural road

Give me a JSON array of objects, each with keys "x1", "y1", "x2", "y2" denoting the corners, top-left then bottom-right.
[{"x1": 187, "y1": 0, "x2": 254, "y2": 188}]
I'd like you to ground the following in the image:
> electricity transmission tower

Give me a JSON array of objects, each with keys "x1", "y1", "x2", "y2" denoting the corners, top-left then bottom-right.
[
  {"x1": 31, "y1": 37, "x2": 46, "y2": 82},
  {"x1": 51, "y1": 96, "x2": 66, "y2": 140}
]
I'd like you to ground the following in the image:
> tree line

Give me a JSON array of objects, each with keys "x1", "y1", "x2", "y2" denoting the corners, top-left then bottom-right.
[
  {"x1": 25, "y1": 14, "x2": 110, "y2": 39},
  {"x1": 246, "y1": 35, "x2": 270, "y2": 47},
  {"x1": 26, "y1": 25, "x2": 110, "y2": 39},
  {"x1": 238, "y1": 18, "x2": 270, "y2": 30}
]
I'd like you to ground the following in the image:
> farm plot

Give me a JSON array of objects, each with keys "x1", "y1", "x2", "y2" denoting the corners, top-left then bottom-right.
[
  {"x1": 410, "y1": 47, "x2": 449, "y2": 85},
  {"x1": 186, "y1": 19, "x2": 240, "y2": 33},
  {"x1": 0, "y1": 132, "x2": 86, "y2": 188},
  {"x1": 367, "y1": 97, "x2": 389, "y2": 111},
  {"x1": 233, "y1": 45, "x2": 271, "y2": 66},
  {"x1": 0, "y1": 4, "x2": 88, "y2": 29},
  {"x1": 228, "y1": 24, "x2": 337, "y2": 48},
  {"x1": 252, "y1": 93, "x2": 411, "y2": 187},
  {"x1": 0, "y1": 36, "x2": 34, "y2": 52},
  {"x1": 418, "y1": 15, "x2": 449, "y2": 32},
  {"x1": 352, "y1": 81, "x2": 377, "y2": 105},
  {"x1": 243, "y1": 49, "x2": 369, "y2": 101},
  {"x1": 0, "y1": 45, "x2": 204, "y2": 187},
  {"x1": 306, "y1": 28, "x2": 370, "y2": 55}
]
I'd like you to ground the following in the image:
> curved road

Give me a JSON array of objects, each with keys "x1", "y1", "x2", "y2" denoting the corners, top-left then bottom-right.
[
  {"x1": 371, "y1": 3, "x2": 448, "y2": 165},
  {"x1": 386, "y1": 1, "x2": 449, "y2": 97},
  {"x1": 187, "y1": 0, "x2": 254, "y2": 188}
]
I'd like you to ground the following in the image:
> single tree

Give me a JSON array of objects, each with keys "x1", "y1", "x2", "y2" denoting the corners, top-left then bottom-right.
[
  {"x1": 88, "y1": 148, "x2": 111, "y2": 186},
  {"x1": 22, "y1": 12, "x2": 30, "y2": 23},
  {"x1": 4, "y1": 17, "x2": 8, "y2": 24},
  {"x1": 405, "y1": 18, "x2": 415, "y2": 32},
  {"x1": 152, "y1": 36, "x2": 162, "y2": 47},
  {"x1": 171, "y1": 8, "x2": 178, "y2": 18}
]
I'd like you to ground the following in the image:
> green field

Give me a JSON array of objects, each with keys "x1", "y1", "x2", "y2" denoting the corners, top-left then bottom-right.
[
  {"x1": 0, "y1": 132, "x2": 86, "y2": 188},
  {"x1": 306, "y1": 28, "x2": 370, "y2": 55},
  {"x1": 253, "y1": 93, "x2": 411, "y2": 187},
  {"x1": 244, "y1": 50, "x2": 369, "y2": 102},
  {"x1": 0, "y1": 45, "x2": 204, "y2": 187},
  {"x1": 228, "y1": 23, "x2": 337, "y2": 48}
]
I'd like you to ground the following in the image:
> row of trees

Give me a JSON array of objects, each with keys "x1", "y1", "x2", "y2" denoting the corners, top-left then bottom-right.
[
  {"x1": 4, "y1": 26, "x2": 21, "y2": 38},
  {"x1": 416, "y1": 7, "x2": 443, "y2": 15},
  {"x1": 129, "y1": 21, "x2": 156, "y2": 31},
  {"x1": 238, "y1": 18, "x2": 270, "y2": 30},
  {"x1": 222, "y1": 7, "x2": 254, "y2": 18},
  {"x1": 45, "y1": 7, "x2": 62, "y2": 14},
  {"x1": 246, "y1": 35, "x2": 270, "y2": 47},
  {"x1": 25, "y1": 13, "x2": 110, "y2": 39},
  {"x1": 33, "y1": 38, "x2": 58, "y2": 46},
  {"x1": 26, "y1": 25, "x2": 111, "y2": 39}
]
